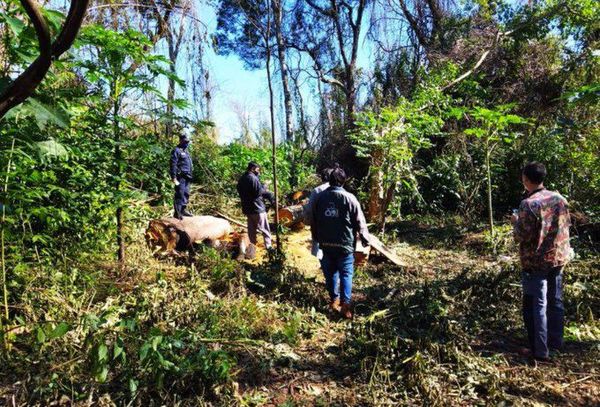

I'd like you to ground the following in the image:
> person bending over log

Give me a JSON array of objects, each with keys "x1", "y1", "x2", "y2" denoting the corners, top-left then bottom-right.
[
  {"x1": 170, "y1": 133, "x2": 194, "y2": 219},
  {"x1": 312, "y1": 166, "x2": 369, "y2": 319},
  {"x1": 237, "y1": 162, "x2": 275, "y2": 250},
  {"x1": 511, "y1": 161, "x2": 571, "y2": 362}
]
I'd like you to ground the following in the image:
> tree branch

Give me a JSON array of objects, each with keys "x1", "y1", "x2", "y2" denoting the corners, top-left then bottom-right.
[
  {"x1": 331, "y1": 1, "x2": 350, "y2": 68},
  {"x1": 0, "y1": 0, "x2": 52, "y2": 118},
  {"x1": 441, "y1": 39, "x2": 497, "y2": 91},
  {"x1": 287, "y1": 43, "x2": 345, "y2": 89},
  {"x1": 306, "y1": 0, "x2": 332, "y2": 16},
  {"x1": 52, "y1": 0, "x2": 90, "y2": 56},
  {"x1": 440, "y1": 1, "x2": 567, "y2": 92},
  {"x1": 350, "y1": 0, "x2": 366, "y2": 66},
  {"x1": 397, "y1": 0, "x2": 429, "y2": 50},
  {"x1": 0, "y1": 0, "x2": 90, "y2": 119}
]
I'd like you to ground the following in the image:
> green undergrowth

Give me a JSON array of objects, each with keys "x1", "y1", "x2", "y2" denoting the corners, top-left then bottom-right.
[
  {"x1": 345, "y1": 257, "x2": 600, "y2": 405},
  {"x1": 0, "y1": 245, "x2": 323, "y2": 404},
  {"x1": 1, "y1": 225, "x2": 599, "y2": 405}
]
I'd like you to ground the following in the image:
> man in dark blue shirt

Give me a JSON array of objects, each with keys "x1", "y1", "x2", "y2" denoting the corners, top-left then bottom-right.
[
  {"x1": 170, "y1": 134, "x2": 193, "y2": 219},
  {"x1": 237, "y1": 162, "x2": 275, "y2": 250}
]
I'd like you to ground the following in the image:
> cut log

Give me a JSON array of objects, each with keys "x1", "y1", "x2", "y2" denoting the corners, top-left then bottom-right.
[
  {"x1": 164, "y1": 216, "x2": 233, "y2": 243},
  {"x1": 278, "y1": 205, "x2": 306, "y2": 230},
  {"x1": 366, "y1": 235, "x2": 407, "y2": 267},
  {"x1": 145, "y1": 216, "x2": 259, "y2": 260},
  {"x1": 286, "y1": 189, "x2": 310, "y2": 205},
  {"x1": 225, "y1": 231, "x2": 256, "y2": 260},
  {"x1": 146, "y1": 216, "x2": 233, "y2": 252},
  {"x1": 146, "y1": 219, "x2": 179, "y2": 252}
]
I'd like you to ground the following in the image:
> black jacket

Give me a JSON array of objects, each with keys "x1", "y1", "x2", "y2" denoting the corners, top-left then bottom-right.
[
  {"x1": 312, "y1": 186, "x2": 369, "y2": 254},
  {"x1": 170, "y1": 146, "x2": 193, "y2": 180},
  {"x1": 237, "y1": 171, "x2": 274, "y2": 215}
]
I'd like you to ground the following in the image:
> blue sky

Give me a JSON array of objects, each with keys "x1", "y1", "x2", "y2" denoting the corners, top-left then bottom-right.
[
  {"x1": 205, "y1": 54, "x2": 272, "y2": 143},
  {"x1": 199, "y1": 3, "x2": 277, "y2": 143},
  {"x1": 196, "y1": 2, "x2": 374, "y2": 144}
]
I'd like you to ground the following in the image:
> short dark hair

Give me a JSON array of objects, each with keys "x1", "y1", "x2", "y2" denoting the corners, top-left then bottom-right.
[
  {"x1": 320, "y1": 167, "x2": 333, "y2": 182},
  {"x1": 321, "y1": 162, "x2": 341, "y2": 182},
  {"x1": 522, "y1": 161, "x2": 547, "y2": 184},
  {"x1": 329, "y1": 167, "x2": 347, "y2": 187},
  {"x1": 247, "y1": 161, "x2": 260, "y2": 171}
]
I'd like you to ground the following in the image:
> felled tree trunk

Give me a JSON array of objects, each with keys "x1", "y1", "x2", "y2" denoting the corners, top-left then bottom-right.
[
  {"x1": 278, "y1": 205, "x2": 306, "y2": 230},
  {"x1": 146, "y1": 216, "x2": 233, "y2": 252},
  {"x1": 365, "y1": 235, "x2": 407, "y2": 268}
]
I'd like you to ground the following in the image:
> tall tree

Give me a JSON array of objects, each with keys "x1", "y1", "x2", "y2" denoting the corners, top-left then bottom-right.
[
  {"x1": 87, "y1": 1, "x2": 210, "y2": 136},
  {"x1": 149, "y1": 0, "x2": 191, "y2": 138},
  {"x1": 290, "y1": 0, "x2": 371, "y2": 129},
  {"x1": 216, "y1": 0, "x2": 295, "y2": 143},
  {"x1": 394, "y1": 0, "x2": 452, "y2": 55}
]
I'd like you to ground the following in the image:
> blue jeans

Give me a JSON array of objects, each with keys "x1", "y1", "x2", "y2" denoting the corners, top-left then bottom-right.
[
  {"x1": 522, "y1": 267, "x2": 564, "y2": 358},
  {"x1": 321, "y1": 251, "x2": 354, "y2": 304}
]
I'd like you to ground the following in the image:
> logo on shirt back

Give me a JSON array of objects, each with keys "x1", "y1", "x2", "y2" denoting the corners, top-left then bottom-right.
[{"x1": 324, "y1": 202, "x2": 339, "y2": 218}]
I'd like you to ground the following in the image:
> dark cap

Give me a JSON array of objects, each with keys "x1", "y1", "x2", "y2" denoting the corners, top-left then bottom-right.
[
  {"x1": 247, "y1": 161, "x2": 260, "y2": 171},
  {"x1": 179, "y1": 134, "x2": 191, "y2": 142}
]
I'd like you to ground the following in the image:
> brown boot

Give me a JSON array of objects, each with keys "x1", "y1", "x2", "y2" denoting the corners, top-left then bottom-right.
[
  {"x1": 329, "y1": 298, "x2": 341, "y2": 313},
  {"x1": 340, "y1": 302, "x2": 352, "y2": 319}
]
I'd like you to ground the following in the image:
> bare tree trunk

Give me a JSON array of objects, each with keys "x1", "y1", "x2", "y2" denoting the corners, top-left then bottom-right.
[
  {"x1": 112, "y1": 94, "x2": 125, "y2": 267},
  {"x1": 272, "y1": 0, "x2": 297, "y2": 187},
  {"x1": 1, "y1": 137, "x2": 16, "y2": 324},
  {"x1": 367, "y1": 149, "x2": 384, "y2": 222},
  {"x1": 304, "y1": 0, "x2": 366, "y2": 132},
  {"x1": 316, "y1": 78, "x2": 332, "y2": 143},
  {"x1": 166, "y1": 36, "x2": 177, "y2": 139},
  {"x1": 204, "y1": 70, "x2": 212, "y2": 122},
  {"x1": 116, "y1": 207, "x2": 125, "y2": 264},
  {"x1": 345, "y1": 78, "x2": 356, "y2": 127},
  {"x1": 381, "y1": 183, "x2": 396, "y2": 233},
  {"x1": 272, "y1": 0, "x2": 293, "y2": 143},
  {"x1": 485, "y1": 142, "x2": 494, "y2": 236},
  {"x1": 265, "y1": 0, "x2": 281, "y2": 252}
]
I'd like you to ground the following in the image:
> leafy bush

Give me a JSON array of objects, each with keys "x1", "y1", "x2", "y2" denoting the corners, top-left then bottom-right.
[{"x1": 192, "y1": 139, "x2": 316, "y2": 198}]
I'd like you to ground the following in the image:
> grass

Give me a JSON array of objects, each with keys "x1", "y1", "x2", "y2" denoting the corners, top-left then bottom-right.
[{"x1": 0, "y1": 212, "x2": 598, "y2": 405}]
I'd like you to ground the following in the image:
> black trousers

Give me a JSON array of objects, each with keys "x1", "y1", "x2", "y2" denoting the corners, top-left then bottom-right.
[{"x1": 174, "y1": 177, "x2": 190, "y2": 217}]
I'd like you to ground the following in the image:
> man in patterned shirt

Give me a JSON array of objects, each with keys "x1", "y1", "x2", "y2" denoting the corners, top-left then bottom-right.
[{"x1": 511, "y1": 162, "x2": 571, "y2": 361}]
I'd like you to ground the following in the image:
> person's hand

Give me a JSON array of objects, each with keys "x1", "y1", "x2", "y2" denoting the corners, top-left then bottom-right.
[
  {"x1": 360, "y1": 234, "x2": 370, "y2": 247},
  {"x1": 511, "y1": 213, "x2": 518, "y2": 224},
  {"x1": 311, "y1": 241, "x2": 320, "y2": 257},
  {"x1": 173, "y1": 178, "x2": 180, "y2": 186}
]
